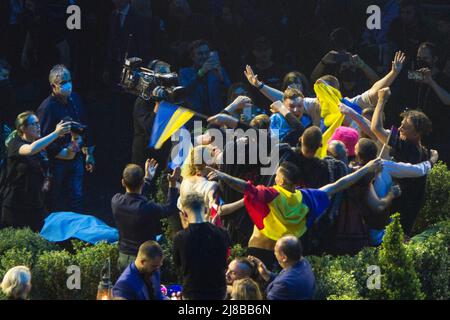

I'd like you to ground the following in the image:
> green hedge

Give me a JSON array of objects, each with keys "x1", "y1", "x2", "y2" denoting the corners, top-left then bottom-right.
[
  {"x1": 413, "y1": 162, "x2": 450, "y2": 234},
  {"x1": 1, "y1": 161, "x2": 450, "y2": 300},
  {"x1": 0, "y1": 219, "x2": 448, "y2": 300}
]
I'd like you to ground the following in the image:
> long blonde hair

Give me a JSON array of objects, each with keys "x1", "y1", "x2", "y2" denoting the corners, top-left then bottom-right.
[
  {"x1": 231, "y1": 278, "x2": 263, "y2": 300},
  {"x1": 181, "y1": 145, "x2": 214, "y2": 178}
]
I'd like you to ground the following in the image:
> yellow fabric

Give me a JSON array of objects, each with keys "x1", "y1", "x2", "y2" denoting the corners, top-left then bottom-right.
[
  {"x1": 155, "y1": 108, "x2": 195, "y2": 149},
  {"x1": 261, "y1": 185, "x2": 310, "y2": 241},
  {"x1": 313, "y1": 81, "x2": 345, "y2": 159},
  {"x1": 314, "y1": 81, "x2": 343, "y2": 127},
  {"x1": 315, "y1": 114, "x2": 345, "y2": 159}
]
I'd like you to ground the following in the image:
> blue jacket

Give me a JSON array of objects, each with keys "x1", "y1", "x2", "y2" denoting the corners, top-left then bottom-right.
[
  {"x1": 113, "y1": 262, "x2": 166, "y2": 300},
  {"x1": 266, "y1": 259, "x2": 316, "y2": 300},
  {"x1": 179, "y1": 66, "x2": 231, "y2": 116}
]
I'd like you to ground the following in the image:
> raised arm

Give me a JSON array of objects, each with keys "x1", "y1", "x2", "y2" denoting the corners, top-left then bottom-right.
[
  {"x1": 339, "y1": 103, "x2": 377, "y2": 140},
  {"x1": 19, "y1": 121, "x2": 71, "y2": 156},
  {"x1": 219, "y1": 198, "x2": 245, "y2": 217},
  {"x1": 320, "y1": 158, "x2": 383, "y2": 198},
  {"x1": 421, "y1": 68, "x2": 450, "y2": 106},
  {"x1": 383, "y1": 150, "x2": 438, "y2": 178},
  {"x1": 244, "y1": 65, "x2": 283, "y2": 102},
  {"x1": 370, "y1": 88, "x2": 391, "y2": 144},
  {"x1": 206, "y1": 166, "x2": 247, "y2": 194},
  {"x1": 367, "y1": 51, "x2": 406, "y2": 103}
]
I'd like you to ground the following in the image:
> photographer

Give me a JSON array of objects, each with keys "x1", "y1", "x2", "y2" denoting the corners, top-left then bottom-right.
[
  {"x1": 1, "y1": 111, "x2": 74, "y2": 232},
  {"x1": 409, "y1": 42, "x2": 450, "y2": 165},
  {"x1": 36, "y1": 65, "x2": 94, "y2": 213},
  {"x1": 179, "y1": 40, "x2": 231, "y2": 116},
  {"x1": 311, "y1": 28, "x2": 379, "y2": 97},
  {"x1": 131, "y1": 60, "x2": 173, "y2": 171}
]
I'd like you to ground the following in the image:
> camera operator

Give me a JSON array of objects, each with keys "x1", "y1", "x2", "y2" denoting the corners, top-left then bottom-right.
[
  {"x1": 410, "y1": 42, "x2": 450, "y2": 165},
  {"x1": 36, "y1": 65, "x2": 95, "y2": 213},
  {"x1": 131, "y1": 60, "x2": 174, "y2": 171}
]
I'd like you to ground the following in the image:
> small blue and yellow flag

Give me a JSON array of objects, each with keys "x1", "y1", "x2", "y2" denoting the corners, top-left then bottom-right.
[{"x1": 149, "y1": 101, "x2": 195, "y2": 149}]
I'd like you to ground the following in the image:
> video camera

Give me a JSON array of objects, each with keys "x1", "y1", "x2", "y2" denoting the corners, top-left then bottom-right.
[{"x1": 119, "y1": 57, "x2": 185, "y2": 103}]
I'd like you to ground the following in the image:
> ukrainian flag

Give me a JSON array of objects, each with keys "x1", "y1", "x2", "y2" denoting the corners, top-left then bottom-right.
[{"x1": 149, "y1": 101, "x2": 195, "y2": 150}]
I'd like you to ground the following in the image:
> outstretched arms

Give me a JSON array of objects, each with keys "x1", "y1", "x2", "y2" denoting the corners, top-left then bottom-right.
[{"x1": 320, "y1": 159, "x2": 383, "y2": 198}]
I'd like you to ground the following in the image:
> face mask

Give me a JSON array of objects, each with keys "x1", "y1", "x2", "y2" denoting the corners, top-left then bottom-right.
[{"x1": 60, "y1": 82, "x2": 72, "y2": 96}]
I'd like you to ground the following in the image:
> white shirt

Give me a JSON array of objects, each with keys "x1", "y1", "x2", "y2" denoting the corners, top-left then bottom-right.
[{"x1": 373, "y1": 160, "x2": 432, "y2": 197}]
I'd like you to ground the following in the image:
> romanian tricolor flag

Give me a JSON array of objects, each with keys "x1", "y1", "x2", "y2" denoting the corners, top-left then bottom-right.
[
  {"x1": 314, "y1": 81, "x2": 345, "y2": 159},
  {"x1": 149, "y1": 101, "x2": 195, "y2": 150},
  {"x1": 243, "y1": 183, "x2": 330, "y2": 240}
]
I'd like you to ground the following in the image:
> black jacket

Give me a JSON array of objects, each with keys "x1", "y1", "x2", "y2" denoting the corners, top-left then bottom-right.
[{"x1": 112, "y1": 179, "x2": 179, "y2": 256}]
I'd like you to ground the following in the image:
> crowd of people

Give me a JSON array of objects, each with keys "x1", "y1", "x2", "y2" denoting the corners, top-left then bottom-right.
[{"x1": 1, "y1": 0, "x2": 449, "y2": 300}]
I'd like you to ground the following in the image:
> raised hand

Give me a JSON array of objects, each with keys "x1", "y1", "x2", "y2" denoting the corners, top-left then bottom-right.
[
  {"x1": 247, "y1": 255, "x2": 271, "y2": 281},
  {"x1": 270, "y1": 101, "x2": 285, "y2": 114},
  {"x1": 231, "y1": 95, "x2": 252, "y2": 110},
  {"x1": 418, "y1": 68, "x2": 433, "y2": 84},
  {"x1": 54, "y1": 120, "x2": 71, "y2": 137},
  {"x1": 366, "y1": 158, "x2": 383, "y2": 173},
  {"x1": 145, "y1": 158, "x2": 159, "y2": 180},
  {"x1": 392, "y1": 51, "x2": 406, "y2": 75},
  {"x1": 244, "y1": 65, "x2": 262, "y2": 88},
  {"x1": 430, "y1": 149, "x2": 439, "y2": 165},
  {"x1": 167, "y1": 167, "x2": 181, "y2": 187}
]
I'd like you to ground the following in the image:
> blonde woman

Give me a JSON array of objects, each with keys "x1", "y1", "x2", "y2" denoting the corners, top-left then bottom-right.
[
  {"x1": 230, "y1": 278, "x2": 263, "y2": 300},
  {"x1": 1, "y1": 266, "x2": 32, "y2": 300},
  {"x1": 178, "y1": 145, "x2": 244, "y2": 228}
]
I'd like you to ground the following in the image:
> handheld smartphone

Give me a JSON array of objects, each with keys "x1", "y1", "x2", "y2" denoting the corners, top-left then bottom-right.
[
  {"x1": 407, "y1": 70, "x2": 424, "y2": 81},
  {"x1": 210, "y1": 51, "x2": 220, "y2": 63},
  {"x1": 334, "y1": 53, "x2": 350, "y2": 64}
]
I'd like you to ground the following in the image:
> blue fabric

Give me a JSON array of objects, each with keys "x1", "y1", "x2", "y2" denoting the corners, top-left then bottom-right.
[
  {"x1": 40, "y1": 212, "x2": 119, "y2": 244},
  {"x1": 179, "y1": 66, "x2": 231, "y2": 115},
  {"x1": 270, "y1": 113, "x2": 311, "y2": 141},
  {"x1": 148, "y1": 101, "x2": 178, "y2": 148},
  {"x1": 341, "y1": 98, "x2": 362, "y2": 114},
  {"x1": 300, "y1": 189, "x2": 331, "y2": 228},
  {"x1": 369, "y1": 229, "x2": 385, "y2": 246},
  {"x1": 113, "y1": 262, "x2": 165, "y2": 300},
  {"x1": 266, "y1": 259, "x2": 316, "y2": 300}
]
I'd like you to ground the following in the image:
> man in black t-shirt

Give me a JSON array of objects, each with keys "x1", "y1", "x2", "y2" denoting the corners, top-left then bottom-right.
[
  {"x1": 372, "y1": 88, "x2": 433, "y2": 235},
  {"x1": 173, "y1": 192, "x2": 230, "y2": 300}
]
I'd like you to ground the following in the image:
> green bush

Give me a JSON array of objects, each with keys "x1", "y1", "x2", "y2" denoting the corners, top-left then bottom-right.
[
  {"x1": 0, "y1": 248, "x2": 33, "y2": 280},
  {"x1": 0, "y1": 228, "x2": 58, "y2": 262},
  {"x1": 73, "y1": 241, "x2": 119, "y2": 300},
  {"x1": 375, "y1": 213, "x2": 425, "y2": 300},
  {"x1": 414, "y1": 162, "x2": 450, "y2": 234},
  {"x1": 408, "y1": 221, "x2": 450, "y2": 300},
  {"x1": 309, "y1": 255, "x2": 363, "y2": 300},
  {"x1": 23, "y1": 241, "x2": 119, "y2": 300},
  {"x1": 32, "y1": 249, "x2": 75, "y2": 300}
]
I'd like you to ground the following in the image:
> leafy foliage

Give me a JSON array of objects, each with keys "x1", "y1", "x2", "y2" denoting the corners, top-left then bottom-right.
[{"x1": 414, "y1": 162, "x2": 450, "y2": 234}]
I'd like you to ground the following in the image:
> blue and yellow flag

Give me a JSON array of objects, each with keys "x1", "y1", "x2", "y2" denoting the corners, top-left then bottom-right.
[{"x1": 149, "y1": 101, "x2": 195, "y2": 150}]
